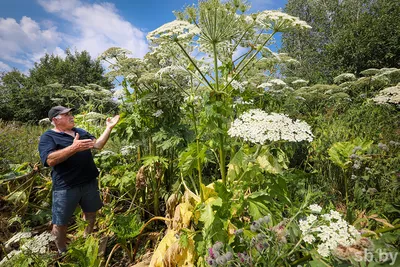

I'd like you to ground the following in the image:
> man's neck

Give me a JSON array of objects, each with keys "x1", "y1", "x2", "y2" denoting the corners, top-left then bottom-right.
[{"x1": 53, "y1": 126, "x2": 75, "y2": 136}]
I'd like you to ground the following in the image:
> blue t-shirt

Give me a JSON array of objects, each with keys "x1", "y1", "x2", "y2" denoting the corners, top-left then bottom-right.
[{"x1": 38, "y1": 128, "x2": 99, "y2": 190}]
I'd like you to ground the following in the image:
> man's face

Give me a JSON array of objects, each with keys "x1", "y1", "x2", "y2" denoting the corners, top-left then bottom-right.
[{"x1": 55, "y1": 111, "x2": 75, "y2": 128}]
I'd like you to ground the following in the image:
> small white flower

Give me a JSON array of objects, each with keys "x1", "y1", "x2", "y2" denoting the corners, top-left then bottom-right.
[
  {"x1": 309, "y1": 204, "x2": 322, "y2": 213},
  {"x1": 153, "y1": 109, "x2": 164, "y2": 117},
  {"x1": 303, "y1": 234, "x2": 315, "y2": 244}
]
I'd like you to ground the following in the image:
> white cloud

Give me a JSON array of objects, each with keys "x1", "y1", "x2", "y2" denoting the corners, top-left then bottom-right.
[
  {"x1": 0, "y1": 0, "x2": 148, "y2": 71},
  {"x1": 38, "y1": 0, "x2": 148, "y2": 59},
  {"x1": 0, "y1": 16, "x2": 62, "y2": 67},
  {"x1": 0, "y1": 61, "x2": 11, "y2": 71}
]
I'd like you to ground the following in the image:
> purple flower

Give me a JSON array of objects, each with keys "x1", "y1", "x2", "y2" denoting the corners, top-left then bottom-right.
[
  {"x1": 208, "y1": 247, "x2": 216, "y2": 259},
  {"x1": 250, "y1": 220, "x2": 261, "y2": 232},
  {"x1": 206, "y1": 257, "x2": 217, "y2": 266},
  {"x1": 216, "y1": 255, "x2": 227, "y2": 265}
]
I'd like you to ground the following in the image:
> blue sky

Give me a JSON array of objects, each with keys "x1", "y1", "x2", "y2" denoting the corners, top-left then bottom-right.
[{"x1": 0, "y1": 0, "x2": 287, "y2": 72}]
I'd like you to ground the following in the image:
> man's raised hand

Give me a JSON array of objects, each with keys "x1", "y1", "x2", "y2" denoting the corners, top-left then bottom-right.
[
  {"x1": 71, "y1": 133, "x2": 95, "y2": 152},
  {"x1": 106, "y1": 115, "x2": 120, "y2": 129}
]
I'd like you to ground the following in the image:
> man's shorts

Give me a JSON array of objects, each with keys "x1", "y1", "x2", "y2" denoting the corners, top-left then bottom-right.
[{"x1": 52, "y1": 179, "x2": 103, "y2": 225}]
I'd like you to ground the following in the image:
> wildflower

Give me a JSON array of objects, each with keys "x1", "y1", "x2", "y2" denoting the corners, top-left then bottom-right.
[
  {"x1": 120, "y1": 145, "x2": 136, "y2": 156},
  {"x1": 350, "y1": 153, "x2": 359, "y2": 160},
  {"x1": 255, "y1": 241, "x2": 268, "y2": 252},
  {"x1": 234, "y1": 229, "x2": 243, "y2": 236},
  {"x1": 212, "y1": 241, "x2": 224, "y2": 251},
  {"x1": 216, "y1": 255, "x2": 227, "y2": 265},
  {"x1": 5, "y1": 232, "x2": 32, "y2": 249},
  {"x1": 228, "y1": 79, "x2": 245, "y2": 93},
  {"x1": 237, "y1": 252, "x2": 250, "y2": 264},
  {"x1": 228, "y1": 109, "x2": 314, "y2": 144},
  {"x1": 309, "y1": 204, "x2": 322, "y2": 213},
  {"x1": 256, "y1": 10, "x2": 311, "y2": 32},
  {"x1": 303, "y1": 234, "x2": 315, "y2": 244},
  {"x1": 352, "y1": 161, "x2": 361, "y2": 170},
  {"x1": 300, "y1": 210, "x2": 360, "y2": 257},
  {"x1": 389, "y1": 140, "x2": 400, "y2": 146},
  {"x1": 21, "y1": 232, "x2": 55, "y2": 254},
  {"x1": 260, "y1": 215, "x2": 271, "y2": 224},
  {"x1": 153, "y1": 109, "x2": 164, "y2": 117},
  {"x1": 250, "y1": 220, "x2": 261, "y2": 232},
  {"x1": 378, "y1": 142, "x2": 388, "y2": 151},
  {"x1": 206, "y1": 257, "x2": 217, "y2": 267},
  {"x1": 372, "y1": 85, "x2": 400, "y2": 105},
  {"x1": 147, "y1": 20, "x2": 200, "y2": 43}
]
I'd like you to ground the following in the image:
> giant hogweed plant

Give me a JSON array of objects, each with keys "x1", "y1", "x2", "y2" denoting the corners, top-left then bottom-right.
[
  {"x1": 100, "y1": 0, "x2": 314, "y2": 264},
  {"x1": 146, "y1": 0, "x2": 312, "y2": 191}
]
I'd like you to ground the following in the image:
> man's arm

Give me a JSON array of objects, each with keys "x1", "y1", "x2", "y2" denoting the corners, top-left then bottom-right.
[
  {"x1": 46, "y1": 133, "x2": 95, "y2": 167},
  {"x1": 93, "y1": 115, "x2": 120, "y2": 150}
]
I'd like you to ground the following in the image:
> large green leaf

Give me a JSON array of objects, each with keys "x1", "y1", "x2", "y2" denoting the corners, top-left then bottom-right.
[{"x1": 246, "y1": 192, "x2": 273, "y2": 220}]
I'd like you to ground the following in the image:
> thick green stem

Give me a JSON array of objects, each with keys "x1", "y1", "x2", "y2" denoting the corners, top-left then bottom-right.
[
  {"x1": 213, "y1": 42, "x2": 219, "y2": 92},
  {"x1": 222, "y1": 30, "x2": 277, "y2": 91},
  {"x1": 191, "y1": 105, "x2": 204, "y2": 202},
  {"x1": 211, "y1": 42, "x2": 227, "y2": 184},
  {"x1": 344, "y1": 169, "x2": 349, "y2": 207},
  {"x1": 175, "y1": 41, "x2": 214, "y2": 91},
  {"x1": 219, "y1": 123, "x2": 226, "y2": 185}
]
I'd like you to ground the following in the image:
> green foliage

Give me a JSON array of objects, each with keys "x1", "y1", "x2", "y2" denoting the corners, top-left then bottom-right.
[
  {"x1": 0, "y1": 49, "x2": 115, "y2": 122},
  {"x1": 328, "y1": 139, "x2": 373, "y2": 170},
  {"x1": 282, "y1": 0, "x2": 400, "y2": 83},
  {"x1": 62, "y1": 236, "x2": 102, "y2": 267},
  {"x1": 110, "y1": 212, "x2": 143, "y2": 241}
]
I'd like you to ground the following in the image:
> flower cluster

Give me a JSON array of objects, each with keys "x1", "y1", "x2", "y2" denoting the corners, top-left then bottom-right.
[
  {"x1": 120, "y1": 145, "x2": 136, "y2": 156},
  {"x1": 21, "y1": 232, "x2": 55, "y2": 254},
  {"x1": 333, "y1": 238, "x2": 374, "y2": 261},
  {"x1": 372, "y1": 85, "x2": 400, "y2": 105},
  {"x1": 207, "y1": 242, "x2": 233, "y2": 266},
  {"x1": 256, "y1": 10, "x2": 311, "y2": 32},
  {"x1": 156, "y1": 65, "x2": 188, "y2": 79},
  {"x1": 147, "y1": 20, "x2": 201, "y2": 43},
  {"x1": 309, "y1": 204, "x2": 322, "y2": 213},
  {"x1": 333, "y1": 73, "x2": 357, "y2": 84},
  {"x1": 299, "y1": 210, "x2": 360, "y2": 257},
  {"x1": 206, "y1": 215, "x2": 290, "y2": 266},
  {"x1": 153, "y1": 109, "x2": 164, "y2": 117},
  {"x1": 228, "y1": 109, "x2": 314, "y2": 143},
  {"x1": 5, "y1": 232, "x2": 32, "y2": 249}
]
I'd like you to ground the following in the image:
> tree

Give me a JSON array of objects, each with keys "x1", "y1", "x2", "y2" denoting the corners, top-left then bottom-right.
[
  {"x1": 281, "y1": 0, "x2": 400, "y2": 84},
  {"x1": 29, "y1": 49, "x2": 112, "y2": 89},
  {"x1": 0, "y1": 49, "x2": 115, "y2": 122}
]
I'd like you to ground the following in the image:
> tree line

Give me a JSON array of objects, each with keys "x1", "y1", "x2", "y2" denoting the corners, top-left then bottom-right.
[{"x1": 0, "y1": 49, "x2": 115, "y2": 122}]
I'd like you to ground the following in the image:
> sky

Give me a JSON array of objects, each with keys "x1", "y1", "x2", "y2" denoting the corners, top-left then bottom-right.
[{"x1": 0, "y1": 0, "x2": 287, "y2": 73}]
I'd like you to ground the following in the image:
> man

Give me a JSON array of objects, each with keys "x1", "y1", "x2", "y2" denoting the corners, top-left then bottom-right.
[{"x1": 38, "y1": 106, "x2": 119, "y2": 253}]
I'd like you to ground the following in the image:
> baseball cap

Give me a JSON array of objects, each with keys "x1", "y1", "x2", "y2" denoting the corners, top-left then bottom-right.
[{"x1": 48, "y1": 106, "x2": 74, "y2": 120}]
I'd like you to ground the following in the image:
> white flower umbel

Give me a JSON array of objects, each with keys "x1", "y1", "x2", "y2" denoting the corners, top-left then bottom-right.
[
  {"x1": 156, "y1": 65, "x2": 188, "y2": 79},
  {"x1": 147, "y1": 20, "x2": 201, "y2": 43},
  {"x1": 5, "y1": 232, "x2": 32, "y2": 249},
  {"x1": 228, "y1": 109, "x2": 314, "y2": 144},
  {"x1": 256, "y1": 10, "x2": 311, "y2": 32},
  {"x1": 299, "y1": 210, "x2": 360, "y2": 258},
  {"x1": 372, "y1": 85, "x2": 400, "y2": 105},
  {"x1": 21, "y1": 232, "x2": 55, "y2": 254},
  {"x1": 120, "y1": 145, "x2": 136, "y2": 156},
  {"x1": 309, "y1": 204, "x2": 322, "y2": 213}
]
